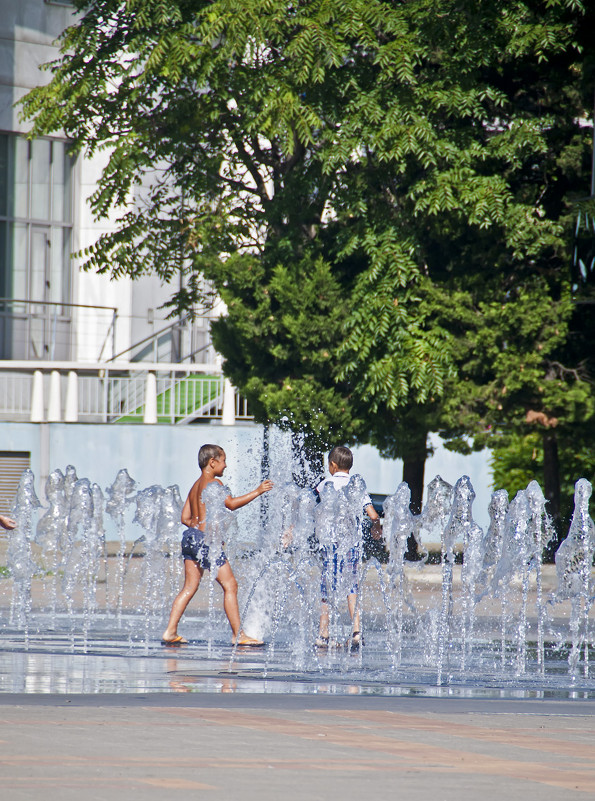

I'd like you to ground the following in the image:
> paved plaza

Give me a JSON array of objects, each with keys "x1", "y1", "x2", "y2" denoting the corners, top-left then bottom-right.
[
  {"x1": 0, "y1": 692, "x2": 594, "y2": 800},
  {"x1": 1, "y1": 552, "x2": 594, "y2": 799}
]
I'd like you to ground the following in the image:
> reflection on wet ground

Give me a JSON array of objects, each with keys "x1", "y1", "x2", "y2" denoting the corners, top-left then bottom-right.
[{"x1": 1, "y1": 613, "x2": 594, "y2": 700}]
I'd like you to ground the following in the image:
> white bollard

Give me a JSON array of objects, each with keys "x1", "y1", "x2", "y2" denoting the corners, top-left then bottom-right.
[
  {"x1": 47, "y1": 370, "x2": 62, "y2": 422},
  {"x1": 64, "y1": 371, "x2": 79, "y2": 422},
  {"x1": 143, "y1": 372, "x2": 157, "y2": 424},
  {"x1": 30, "y1": 370, "x2": 44, "y2": 422},
  {"x1": 221, "y1": 378, "x2": 236, "y2": 426}
]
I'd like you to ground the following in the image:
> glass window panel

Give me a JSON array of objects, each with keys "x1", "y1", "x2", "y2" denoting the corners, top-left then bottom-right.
[
  {"x1": 30, "y1": 226, "x2": 49, "y2": 302},
  {"x1": 49, "y1": 227, "x2": 62, "y2": 305},
  {"x1": 11, "y1": 223, "x2": 28, "y2": 299},
  {"x1": 49, "y1": 227, "x2": 71, "y2": 307},
  {"x1": 30, "y1": 139, "x2": 51, "y2": 221},
  {"x1": 50, "y1": 141, "x2": 74, "y2": 223},
  {"x1": 14, "y1": 138, "x2": 29, "y2": 219},
  {"x1": 0, "y1": 222, "x2": 9, "y2": 359},
  {"x1": 0, "y1": 135, "x2": 8, "y2": 218},
  {"x1": 51, "y1": 142, "x2": 64, "y2": 222},
  {"x1": 61, "y1": 228, "x2": 72, "y2": 304},
  {"x1": 0, "y1": 222, "x2": 7, "y2": 295},
  {"x1": 63, "y1": 150, "x2": 74, "y2": 223}
]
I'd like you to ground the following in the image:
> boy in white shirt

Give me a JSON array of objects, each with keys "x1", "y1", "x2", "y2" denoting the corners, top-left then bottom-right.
[{"x1": 314, "y1": 446, "x2": 381, "y2": 649}]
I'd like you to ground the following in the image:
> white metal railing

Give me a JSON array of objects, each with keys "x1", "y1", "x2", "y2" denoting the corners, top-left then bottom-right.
[
  {"x1": 105, "y1": 374, "x2": 226, "y2": 422},
  {"x1": 235, "y1": 394, "x2": 251, "y2": 419},
  {"x1": 0, "y1": 372, "x2": 33, "y2": 418},
  {"x1": 105, "y1": 375, "x2": 147, "y2": 419},
  {"x1": 0, "y1": 362, "x2": 253, "y2": 424},
  {"x1": 0, "y1": 299, "x2": 117, "y2": 362},
  {"x1": 108, "y1": 312, "x2": 217, "y2": 366}
]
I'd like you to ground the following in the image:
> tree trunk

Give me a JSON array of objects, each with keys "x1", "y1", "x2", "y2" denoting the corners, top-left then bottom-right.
[
  {"x1": 292, "y1": 431, "x2": 323, "y2": 487},
  {"x1": 403, "y1": 454, "x2": 425, "y2": 515},
  {"x1": 542, "y1": 429, "x2": 562, "y2": 560},
  {"x1": 402, "y1": 431, "x2": 428, "y2": 560}
]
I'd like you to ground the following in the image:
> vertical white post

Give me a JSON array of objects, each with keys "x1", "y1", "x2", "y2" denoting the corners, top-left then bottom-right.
[
  {"x1": 30, "y1": 370, "x2": 44, "y2": 422},
  {"x1": 47, "y1": 370, "x2": 62, "y2": 422},
  {"x1": 40, "y1": 422, "x2": 50, "y2": 494},
  {"x1": 102, "y1": 368, "x2": 109, "y2": 423},
  {"x1": 144, "y1": 372, "x2": 157, "y2": 424},
  {"x1": 64, "y1": 371, "x2": 79, "y2": 422},
  {"x1": 221, "y1": 378, "x2": 236, "y2": 426}
]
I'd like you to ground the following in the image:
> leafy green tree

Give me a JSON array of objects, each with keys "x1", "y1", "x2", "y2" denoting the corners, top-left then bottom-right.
[
  {"x1": 211, "y1": 252, "x2": 360, "y2": 449},
  {"x1": 490, "y1": 427, "x2": 595, "y2": 526},
  {"x1": 423, "y1": 0, "x2": 595, "y2": 539},
  {"x1": 449, "y1": 283, "x2": 595, "y2": 539},
  {"x1": 21, "y1": 0, "x2": 462, "y2": 458},
  {"x1": 20, "y1": 0, "x2": 595, "y2": 530}
]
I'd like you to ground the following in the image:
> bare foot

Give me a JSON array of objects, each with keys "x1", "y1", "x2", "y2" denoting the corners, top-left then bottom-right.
[{"x1": 232, "y1": 631, "x2": 264, "y2": 647}]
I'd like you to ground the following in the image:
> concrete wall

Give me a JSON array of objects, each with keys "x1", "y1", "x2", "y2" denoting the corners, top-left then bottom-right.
[{"x1": 0, "y1": 421, "x2": 493, "y2": 531}]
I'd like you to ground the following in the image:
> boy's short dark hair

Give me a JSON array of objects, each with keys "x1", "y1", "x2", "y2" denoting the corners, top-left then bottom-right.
[
  {"x1": 198, "y1": 444, "x2": 224, "y2": 469},
  {"x1": 328, "y1": 446, "x2": 353, "y2": 471}
]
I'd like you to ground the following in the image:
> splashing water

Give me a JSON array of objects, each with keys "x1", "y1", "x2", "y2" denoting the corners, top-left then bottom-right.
[
  {"x1": 1, "y1": 442, "x2": 594, "y2": 692},
  {"x1": 383, "y1": 482, "x2": 416, "y2": 667},
  {"x1": 105, "y1": 468, "x2": 136, "y2": 623},
  {"x1": 35, "y1": 468, "x2": 68, "y2": 624},
  {"x1": 7, "y1": 470, "x2": 41, "y2": 635},
  {"x1": 551, "y1": 479, "x2": 595, "y2": 678}
]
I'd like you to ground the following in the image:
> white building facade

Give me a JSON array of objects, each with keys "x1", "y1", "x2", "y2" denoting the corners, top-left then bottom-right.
[
  {"x1": 0, "y1": 0, "x2": 221, "y2": 363},
  {"x1": 0, "y1": 0, "x2": 249, "y2": 510}
]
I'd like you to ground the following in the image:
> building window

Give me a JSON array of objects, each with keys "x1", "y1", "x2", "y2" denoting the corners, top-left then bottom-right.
[
  {"x1": 0, "y1": 133, "x2": 75, "y2": 358},
  {"x1": 0, "y1": 133, "x2": 74, "y2": 304},
  {"x1": 0, "y1": 451, "x2": 30, "y2": 517}
]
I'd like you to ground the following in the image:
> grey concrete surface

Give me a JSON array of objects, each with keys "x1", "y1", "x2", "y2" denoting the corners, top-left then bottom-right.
[
  {"x1": 0, "y1": 693, "x2": 593, "y2": 801},
  {"x1": 2, "y1": 553, "x2": 594, "y2": 798}
]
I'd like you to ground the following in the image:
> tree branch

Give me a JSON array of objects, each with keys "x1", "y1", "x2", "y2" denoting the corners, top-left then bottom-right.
[
  {"x1": 228, "y1": 130, "x2": 271, "y2": 203},
  {"x1": 547, "y1": 360, "x2": 591, "y2": 384}
]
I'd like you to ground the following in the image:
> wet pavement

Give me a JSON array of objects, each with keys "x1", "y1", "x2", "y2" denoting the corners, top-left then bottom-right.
[
  {"x1": 1, "y1": 614, "x2": 594, "y2": 699},
  {"x1": 0, "y1": 622, "x2": 594, "y2": 801},
  {"x1": 1, "y1": 561, "x2": 594, "y2": 799}
]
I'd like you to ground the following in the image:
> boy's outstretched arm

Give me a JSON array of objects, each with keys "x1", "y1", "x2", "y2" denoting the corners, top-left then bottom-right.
[
  {"x1": 364, "y1": 503, "x2": 383, "y2": 540},
  {"x1": 225, "y1": 480, "x2": 273, "y2": 511}
]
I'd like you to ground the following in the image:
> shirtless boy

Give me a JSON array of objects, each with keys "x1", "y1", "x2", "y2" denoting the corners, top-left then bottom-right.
[{"x1": 162, "y1": 443, "x2": 273, "y2": 646}]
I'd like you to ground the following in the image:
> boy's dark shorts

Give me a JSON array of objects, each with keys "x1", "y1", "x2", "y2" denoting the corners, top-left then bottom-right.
[{"x1": 181, "y1": 528, "x2": 227, "y2": 571}]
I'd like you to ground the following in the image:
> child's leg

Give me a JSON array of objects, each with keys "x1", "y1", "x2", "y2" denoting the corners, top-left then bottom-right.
[
  {"x1": 347, "y1": 547, "x2": 361, "y2": 635},
  {"x1": 162, "y1": 559, "x2": 203, "y2": 642},
  {"x1": 215, "y1": 562, "x2": 240, "y2": 636},
  {"x1": 318, "y1": 601, "x2": 329, "y2": 638},
  {"x1": 216, "y1": 562, "x2": 263, "y2": 645},
  {"x1": 347, "y1": 592, "x2": 360, "y2": 634},
  {"x1": 318, "y1": 547, "x2": 330, "y2": 638}
]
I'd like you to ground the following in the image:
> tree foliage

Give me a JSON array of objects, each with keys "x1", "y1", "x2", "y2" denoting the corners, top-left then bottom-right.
[{"x1": 20, "y1": 0, "x2": 595, "y2": 521}]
